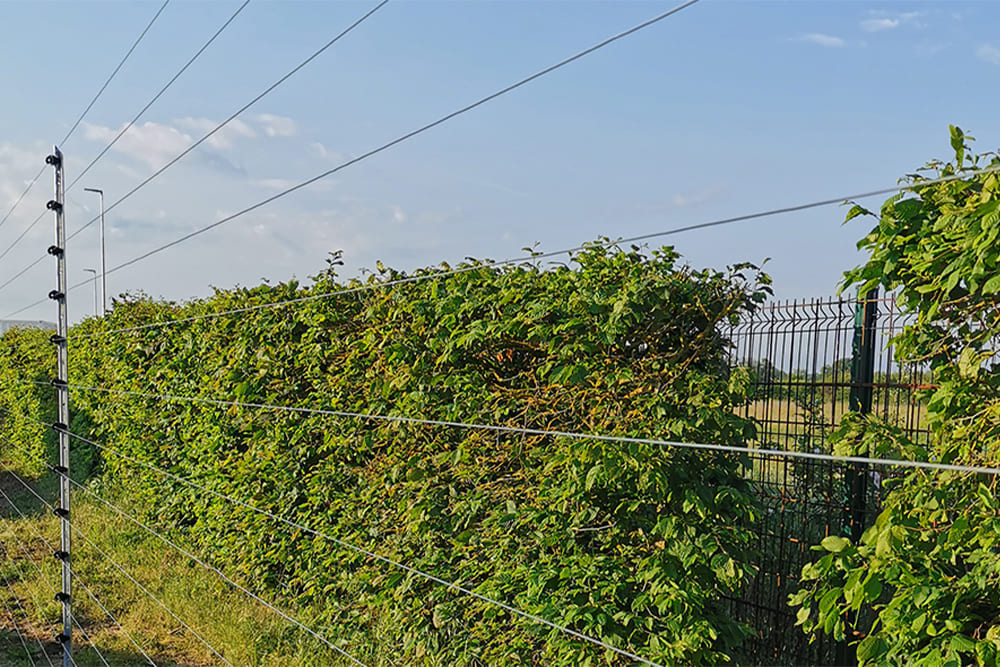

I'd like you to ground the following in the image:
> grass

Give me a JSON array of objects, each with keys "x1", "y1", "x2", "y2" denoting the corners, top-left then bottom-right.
[{"x1": 0, "y1": 466, "x2": 377, "y2": 667}]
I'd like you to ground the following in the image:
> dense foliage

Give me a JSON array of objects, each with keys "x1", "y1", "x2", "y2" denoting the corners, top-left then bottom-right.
[
  {"x1": 791, "y1": 129, "x2": 1000, "y2": 666},
  {"x1": 4, "y1": 243, "x2": 772, "y2": 665}
]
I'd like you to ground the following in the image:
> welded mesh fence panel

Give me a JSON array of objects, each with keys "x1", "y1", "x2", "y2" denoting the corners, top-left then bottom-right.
[{"x1": 726, "y1": 296, "x2": 931, "y2": 665}]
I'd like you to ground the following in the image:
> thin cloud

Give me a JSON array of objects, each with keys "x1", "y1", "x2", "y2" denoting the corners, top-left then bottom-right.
[
  {"x1": 797, "y1": 33, "x2": 846, "y2": 48},
  {"x1": 862, "y1": 10, "x2": 926, "y2": 32},
  {"x1": 861, "y1": 18, "x2": 899, "y2": 32},
  {"x1": 82, "y1": 120, "x2": 193, "y2": 171},
  {"x1": 174, "y1": 117, "x2": 256, "y2": 150},
  {"x1": 978, "y1": 44, "x2": 1000, "y2": 66},
  {"x1": 254, "y1": 113, "x2": 296, "y2": 138}
]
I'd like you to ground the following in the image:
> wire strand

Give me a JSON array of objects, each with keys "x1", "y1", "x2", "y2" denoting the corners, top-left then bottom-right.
[
  {"x1": 60, "y1": 383, "x2": 1000, "y2": 476},
  {"x1": 71, "y1": 570, "x2": 158, "y2": 667},
  {"x1": 0, "y1": 487, "x2": 64, "y2": 667},
  {"x1": 0, "y1": 467, "x2": 231, "y2": 666},
  {"x1": 0, "y1": 561, "x2": 47, "y2": 667},
  {"x1": 0, "y1": 569, "x2": 39, "y2": 667},
  {"x1": 0, "y1": 475, "x2": 111, "y2": 667},
  {"x1": 64, "y1": 0, "x2": 391, "y2": 246},
  {"x1": 57, "y1": 468, "x2": 370, "y2": 667},
  {"x1": 66, "y1": 521, "x2": 235, "y2": 667},
  {"x1": 68, "y1": 0, "x2": 252, "y2": 192},
  {"x1": 0, "y1": 0, "x2": 170, "y2": 235},
  {"x1": 54, "y1": 424, "x2": 668, "y2": 667},
  {"x1": 0, "y1": 0, "x2": 250, "y2": 269},
  {"x1": 70, "y1": 0, "x2": 702, "y2": 277},
  {"x1": 57, "y1": 161, "x2": 1000, "y2": 334}
]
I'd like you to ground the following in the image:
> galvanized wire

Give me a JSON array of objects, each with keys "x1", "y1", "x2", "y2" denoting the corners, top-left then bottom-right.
[
  {"x1": 70, "y1": 570, "x2": 157, "y2": 667},
  {"x1": 0, "y1": 466, "x2": 233, "y2": 666},
  {"x1": 0, "y1": 486, "x2": 72, "y2": 667},
  {"x1": 58, "y1": 468, "x2": 370, "y2": 667},
  {"x1": 61, "y1": 383, "x2": 1000, "y2": 476},
  {"x1": 62, "y1": 161, "x2": 1000, "y2": 341},
  {"x1": 0, "y1": 569, "x2": 39, "y2": 666},
  {"x1": 54, "y1": 425, "x2": 668, "y2": 667}
]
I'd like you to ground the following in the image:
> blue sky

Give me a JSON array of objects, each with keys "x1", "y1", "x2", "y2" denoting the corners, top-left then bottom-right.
[{"x1": 0, "y1": 0, "x2": 996, "y2": 322}]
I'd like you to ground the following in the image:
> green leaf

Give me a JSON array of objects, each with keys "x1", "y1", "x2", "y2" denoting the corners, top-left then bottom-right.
[{"x1": 820, "y1": 535, "x2": 850, "y2": 553}]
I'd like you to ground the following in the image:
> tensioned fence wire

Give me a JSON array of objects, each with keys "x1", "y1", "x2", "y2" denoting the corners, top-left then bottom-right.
[{"x1": 0, "y1": 466, "x2": 233, "y2": 666}]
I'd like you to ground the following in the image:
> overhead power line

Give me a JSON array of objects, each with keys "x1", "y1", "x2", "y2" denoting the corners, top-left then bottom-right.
[
  {"x1": 0, "y1": 0, "x2": 170, "y2": 234},
  {"x1": 64, "y1": 0, "x2": 392, "y2": 245},
  {"x1": 73, "y1": 0, "x2": 704, "y2": 275},
  {"x1": 60, "y1": 161, "x2": 1000, "y2": 339},
  {"x1": 0, "y1": 0, "x2": 390, "y2": 302},
  {"x1": 0, "y1": 0, "x2": 251, "y2": 267}
]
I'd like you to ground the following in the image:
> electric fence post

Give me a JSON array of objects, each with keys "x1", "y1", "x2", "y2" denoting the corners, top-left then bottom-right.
[{"x1": 45, "y1": 146, "x2": 72, "y2": 667}]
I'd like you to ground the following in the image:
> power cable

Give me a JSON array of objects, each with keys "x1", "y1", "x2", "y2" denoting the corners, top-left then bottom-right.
[
  {"x1": 58, "y1": 468, "x2": 370, "y2": 667},
  {"x1": 64, "y1": 0, "x2": 391, "y2": 245},
  {"x1": 0, "y1": 0, "x2": 390, "y2": 303},
  {"x1": 66, "y1": 0, "x2": 702, "y2": 274},
  {"x1": 54, "y1": 424, "x2": 668, "y2": 667},
  {"x1": 0, "y1": 0, "x2": 251, "y2": 267},
  {"x1": 49, "y1": 159, "x2": 1000, "y2": 331},
  {"x1": 60, "y1": 383, "x2": 1000, "y2": 476},
  {"x1": 0, "y1": 0, "x2": 170, "y2": 234}
]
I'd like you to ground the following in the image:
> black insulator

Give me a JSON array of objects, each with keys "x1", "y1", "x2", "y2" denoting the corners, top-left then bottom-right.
[
  {"x1": 47, "y1": 245, "x2": 64, "y2": 257},
  {"x1": 45, "y1": 154, "x2": 61, "y2": 167},
  {"x1": 53, "y1": 508, "x2": 69, "y2": 519},
  {"x1": 54, "y1": 592, "x2": 70, "y2": 603},
  {"x1": 53, "y1": 550, "x2": 69, "y2": 561},
  {"x1": 50, "y1": 378, "x2": 67, "y2": 388},
  {"x1": 50, "y1": 334, "x2": 66, "y2": 345},
  {"x1": 46, "y1": 200, "x2": 62, "y2": 212},
  {"x1": 53, "y1": 465, "x2": 68, "y2": 475},
  {"x1": 55, "y1": 633, "x2": 69, "y2": 643},
  {"x1": 51, "y1": 422, "x2": 67, "y2": 432},
  {"x1": 48, "y1": 290, "x2": 64, "y2": 301}
]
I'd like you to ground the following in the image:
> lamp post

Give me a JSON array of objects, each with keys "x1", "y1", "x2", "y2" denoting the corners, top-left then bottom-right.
[
  {"x1": 83, "y1": 269, "x2": 98, "y2": 318},
  {"x1": 82, "y1": 188, "x2": 106, "y2": 314}
]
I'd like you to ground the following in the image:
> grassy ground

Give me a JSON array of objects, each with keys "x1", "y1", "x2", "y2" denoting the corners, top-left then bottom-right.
[{"x1": 0, "y1": 467, "x2": 369, "y2": 667}]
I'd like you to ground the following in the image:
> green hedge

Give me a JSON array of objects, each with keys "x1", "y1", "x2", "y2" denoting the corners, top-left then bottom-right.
[{"x1": 7, "y1": 243, "x2": 770, "y2": 665}]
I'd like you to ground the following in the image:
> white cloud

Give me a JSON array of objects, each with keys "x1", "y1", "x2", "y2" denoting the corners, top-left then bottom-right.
[
  {"x1": 798, "y1": 33, "x2": 845, "y2": 48},
  {"x1": 862, "y1": 10, "x2": 926, "y2": 32},
  {"x1": 254, "y1": 113, "x2": 296, "y2": 138},
  {"x1": 861, "y1": 18, "x2": 899, "y2": 32},
  {"x1": 174, "y1": 117, "x2": 255, "y2": 150},
  {"x1": 978, "y1": 44, "x2": 1000, "y2": 66},
  {"x1": 392, "y1": 205, "x2": 406, "y2": 224},
  {"x1": 308, "y1": 142, "x2": 341, "y2": 161},
  {"x1": 82, "y1": 121, "x2": 193, "y2": 170}
]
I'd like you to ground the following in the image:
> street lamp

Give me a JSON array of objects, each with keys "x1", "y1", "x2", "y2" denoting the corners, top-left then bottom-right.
[
  {"x1": 82, "y1": 187, "x2": 106, "y2": 314},
  {"x1": 83, "y1": 269, "x2": 98, "y2": 318}
]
